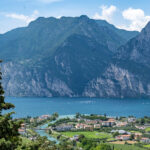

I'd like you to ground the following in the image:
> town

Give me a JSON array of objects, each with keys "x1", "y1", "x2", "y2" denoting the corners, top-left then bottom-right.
[{"x1": 18, "y1": 113, "x2": 150, "y2": 150}]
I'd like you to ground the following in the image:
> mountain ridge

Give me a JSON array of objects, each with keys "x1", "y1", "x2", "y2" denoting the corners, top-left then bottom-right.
[
  {"x1": 1, "y1": 15, "x2": 150, "y2": 98},
  {"x1": 0, "y1": 15, "x2": 133, "y2": 62}
]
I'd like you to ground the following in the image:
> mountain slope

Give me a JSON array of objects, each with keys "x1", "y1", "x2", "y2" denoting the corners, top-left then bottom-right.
[
  {"x1": 0, "y1": 15, "x2": 145, "y2": 98},
  {"x1": 0, "y1": 15, "x2": 137, "y2": 62},
  {"x1": 1, "y1": 33, "x2": 112, "y2": 97},
  {"x1": 83, "y1": 22, "x2": 150, "y2": 98},
  {"x1": 96, "y1": 19, "x2": 139, "y2": 42},
  {"x1": 116, "y1": 22, "x2": 150, "y2": 66}
]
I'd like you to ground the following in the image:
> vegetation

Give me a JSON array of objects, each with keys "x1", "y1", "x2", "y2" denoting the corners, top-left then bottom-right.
[
  {"x1": 110, "y1": 144, "x2": 146, "y2": 150},
  {"x1": 145, "y1": 127, "x2": 150, "y2": 133},
  {"x1": 144, "y1": 144, "x2": 150, "y2": 148},
  {"x1": 0, "y1": 15, "x2": 141, "y2": 98},
  {"x1": 0, "y1": 60, "x2": 22, "y2": 150},
  {"x1": 60, "y1": 131, "x2": 112, "y2": 140},
  {"x1": 49, "y1": 117, "x2": 77, "y2": 127},
  {"x1": 79, "y1": 114, "x2": 108, "y2": 121},
  {"x1": 78, "y1": 135, "x2": 145, "y2": 150}
]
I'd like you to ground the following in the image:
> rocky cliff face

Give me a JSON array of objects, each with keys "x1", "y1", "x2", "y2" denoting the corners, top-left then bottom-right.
[
  {"x1": 1, "y1": 16, "x2": 150, "y2": 98},
  {"x1": 116, "y1": 22, "x2": 150, "y2": 66},
  {"x1": 83, "y1": 64, "x2": 150, "y2": 98},
  {"x1": 2, "y1": 61, "x2": 150, "y2": 98},
  {"x1": 82, "y1": 21, "x2": 150, "y2": 98},
  {"x1": 1, "y1": 62, "x2": 74, "y2": 97}
]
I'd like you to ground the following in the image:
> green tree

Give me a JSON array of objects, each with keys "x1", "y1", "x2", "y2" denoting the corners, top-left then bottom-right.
[
  {"x1": 140, "y1": 118, "x2": 145, "y2": 125},
  {"x1": 0, "y1": 60, "x2": 21, "y2": 150},
  {"x1": 112, "y1": 132, "x2": 119, "y2": 138},
  {"x1": 52, "y1": 112, "x2": 59, "y2": 120},
  {"x1": 130, "y1": 134, "x2": 135, "y2": 140},
  {"x1": 95, "y1": 144, "x2": 112, "y2": 150},
  {"x1": 76, "y1": 112, "x2": 81, "y2": 118}
]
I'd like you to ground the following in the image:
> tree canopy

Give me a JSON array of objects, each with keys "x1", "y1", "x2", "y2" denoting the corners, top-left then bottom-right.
[{"x1": 0, "y1": 60, "x2": 21, "y2": 150}]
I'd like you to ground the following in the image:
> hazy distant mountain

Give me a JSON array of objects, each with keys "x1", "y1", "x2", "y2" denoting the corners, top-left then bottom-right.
[{"x1": 1, "y1": 15, "x2": 148, "y2": 98}]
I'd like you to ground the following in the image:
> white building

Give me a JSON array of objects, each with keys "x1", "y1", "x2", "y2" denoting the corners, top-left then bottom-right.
[{"x1": 141, "y1": 138, "x2": 150, "y2": 143}]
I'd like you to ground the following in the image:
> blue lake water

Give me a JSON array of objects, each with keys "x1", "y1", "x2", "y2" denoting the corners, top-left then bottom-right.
[{"x1": 5, "y1": 97, "x2": 150, "y2": 118}]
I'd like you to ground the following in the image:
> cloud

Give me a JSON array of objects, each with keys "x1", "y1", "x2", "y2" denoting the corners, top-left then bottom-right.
[
  {"x1": 122, "y1": 8, "x2": 150, "y2": 31},
  {"x1": 39, "y1": 0, "x2": 62, "y2": 3},
  {"x1": 93, "y1": 5, "x2": 117, "y2": 23},
  {"x1": 56, "y1": 15, "x2": 62, "y2": 19},
  {"x1": 5, "y1": 10, "x2": 39, "y2": 24}
]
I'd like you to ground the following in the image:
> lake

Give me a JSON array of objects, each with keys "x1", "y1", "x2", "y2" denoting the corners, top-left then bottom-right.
[{"x1": 5, "y1": 97, "x2": 150, "y2": 118}]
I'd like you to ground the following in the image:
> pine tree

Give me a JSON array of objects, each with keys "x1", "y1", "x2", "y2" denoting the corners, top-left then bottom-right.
[{"x1": 0, "y1": 60, "x2": 21, "y2": 150}]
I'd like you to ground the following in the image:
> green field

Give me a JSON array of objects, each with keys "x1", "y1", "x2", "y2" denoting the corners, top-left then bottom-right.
[
  {"x1": 131, "y1": 131, "x2": 141, "y2": 133},
  {"x1": 145, "y1": 127, "x2": 150, "y2": 132},
  {"x1": 110, "y1": 144, "x2": 146, "y2": 150},
  {"x1": 144, "y1": 144, "x2": 150, "y2": 149},
  {"x1": 60, "y1": 131, "x2": 112, "y2": 139}
]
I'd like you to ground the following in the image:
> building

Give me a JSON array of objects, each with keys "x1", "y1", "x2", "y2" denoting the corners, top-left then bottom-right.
[
  {"x1": 102, "y1": 121, "x2": 110, "y2": 127},
  {"x1": 94, "y1": 124, "x2": 101, "y2": 129},
  {"x1": 116, "y1": 135, "x2": 131, "y2": 141},
  {"x1": 37, "y1": 115, "x2": 51, "y2": 122},
  {"x1": 134, "y1": 133, "x2": 142, "y2": 140},
  {"x1": 84, "y1": 125, "x2": 93, "y2": 131},
  {"x1": 18, "y1": 129, "x2": 26, "y2": 135},
  {"x1": 21, "y1": 123, "x2": 26, "y2": 128},
  {"x1": 116, "y1": 121, "x2": 128, "y2": 127},
  {"x1": 70, "y1": 135, "x2": 79, "y2": 141},
  {"x1": 75, "y1": 124, "x2": 85, "y2": 129},
  {"x1": 75, "y1": 123, "x2": 94, "y2": 131},
  {"x1": 144, "y1": 124, "x2": 150, "y2": 127},
  {"x1": 85, "y1": 120, "x2": 98, "y2": 125},
  {"x1": 30, "y1": 118, "x2": 34, "y2": 123},
  {"x1": 118, "y1": 130, "x2": 127, "y2": 135},
  {"x1": 102, "y1": 118, "x2": 116, "y2": 127},
  {"x1": 111, "y1": 130, "x2": 130, "y2": 135},
  {"x1": 135, "y1": 125, "x2": 145, "y2": 130},
  {"x1": 41, "y1": 115, "x2": 51, "y2": 119},
  {"x1": 38, "y1": 115, "x2": 51, "y2": 121},
  {"x1": 140, "y1": 138, "x2": 150, "y2": 143},
  {"x1": 128, "y1": 117, "x2": 136, "y2": 123},
  {"x1": 55, "y1": 124, "x2": 73, "y2": 131}
]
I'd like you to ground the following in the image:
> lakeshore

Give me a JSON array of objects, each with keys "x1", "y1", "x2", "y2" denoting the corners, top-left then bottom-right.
[{"x1": 4, "y1": 97, "x2": 150, "y2": 149}]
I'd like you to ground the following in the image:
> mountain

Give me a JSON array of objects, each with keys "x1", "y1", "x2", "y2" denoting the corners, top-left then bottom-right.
[
  {"x1": 116, "y1": 22, "x2": 150, "y2": 66},
  {"x1": 0, "y1": 15, "x2": 138, "y2": 62},
  {"x1": 84, "y1": 22, "x2": 150, "y2": 98},
  {"x1": 0, "y1": 15, "x2": 145, "y2": 98},
  {"x1": 96, "y1": 20, "x2": 139, "y2": 41}
]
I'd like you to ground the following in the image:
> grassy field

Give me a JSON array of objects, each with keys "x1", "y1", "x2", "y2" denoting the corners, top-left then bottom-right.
[
  {"x1": 145, "y1": 127, "x2": 150, "y2": 132},
  {"x1": 60, "y1": 131, "x2": 112, "y2": 139},
  {"x1": 144, "y1": 144, "x2": 150, "y2": 149},
  {"x1": 110, "y1": 144, "x2": 146, "y2": 150},
  {"x1": 131, "y1": 131, "x2": 142, "y2": 133},
  {"x1": 110, "y1": 141, "x2": 137, "y2": 145}
]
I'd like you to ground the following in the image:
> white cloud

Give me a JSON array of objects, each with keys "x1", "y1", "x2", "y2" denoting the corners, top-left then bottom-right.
[
  {"x1": 56, "y1": 15, "x2": 62, "y2": 19},
  {"x1": 39, "y1": 0, "x2": 62, "y2": 3},
  {"x1": 5, "y1": 10, "x2": 39, "y2": 24},
  {"x1": 122, "y1": 8, "x2": 150, "y2": 31},
  {"x1": 93, "y1": 5, "x2": 117, "y2": 23}
]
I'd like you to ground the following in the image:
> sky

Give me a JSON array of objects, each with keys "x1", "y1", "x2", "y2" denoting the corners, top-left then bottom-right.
[{"x1": 0, "y1": 0, "x2": 150, "y2": 33}]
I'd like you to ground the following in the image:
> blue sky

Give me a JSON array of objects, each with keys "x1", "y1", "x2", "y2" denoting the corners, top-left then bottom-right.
[{"x1": 0, "y1": 0, "x2": 150, "y2": 33}]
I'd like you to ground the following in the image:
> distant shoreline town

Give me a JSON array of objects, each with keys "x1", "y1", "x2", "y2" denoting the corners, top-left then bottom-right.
[{"x1": 17, "y1": 113, "x2": 150, "y2": 149}]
